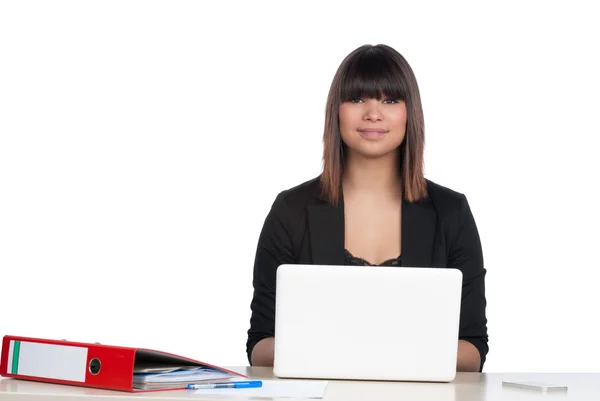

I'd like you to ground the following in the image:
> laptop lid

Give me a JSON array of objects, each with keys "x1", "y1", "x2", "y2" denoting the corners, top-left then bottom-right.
[{"x1": 273, "y1": 264, "x2": 462, "y2": 382}]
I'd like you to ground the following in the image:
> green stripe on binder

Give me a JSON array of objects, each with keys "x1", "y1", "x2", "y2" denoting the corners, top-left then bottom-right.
[{"x1": 11, "y1": 341, "x2": 20, "y2": 374}]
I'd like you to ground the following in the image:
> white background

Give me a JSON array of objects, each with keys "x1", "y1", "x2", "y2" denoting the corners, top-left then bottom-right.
[{"x1": 1, "y1": 0, "x2": 599, "y2": 373}]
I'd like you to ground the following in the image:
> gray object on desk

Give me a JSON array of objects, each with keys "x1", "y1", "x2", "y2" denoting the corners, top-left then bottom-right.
[{"x1": 502, "y1": 380, "x2": 568, "y2": 392}]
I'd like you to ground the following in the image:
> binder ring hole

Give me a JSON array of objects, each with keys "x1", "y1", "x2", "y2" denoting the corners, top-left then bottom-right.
[{"x1": 89, "y1": 358, "x2": 101, "y2": 375}]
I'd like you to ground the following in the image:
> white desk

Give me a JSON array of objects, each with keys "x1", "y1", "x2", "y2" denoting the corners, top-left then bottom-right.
[{"x1": 1, "y1": 367, "x2": 599, "y2": 401}]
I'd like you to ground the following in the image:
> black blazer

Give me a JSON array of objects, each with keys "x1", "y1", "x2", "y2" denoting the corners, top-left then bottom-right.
[{"x1": 246, "y1": 176, "x2": 489, "y2": 370}]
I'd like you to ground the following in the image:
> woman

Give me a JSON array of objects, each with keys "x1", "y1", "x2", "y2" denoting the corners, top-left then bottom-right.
[{"x1": 246, "y1": 44, "x2": 488, "y2": 372}]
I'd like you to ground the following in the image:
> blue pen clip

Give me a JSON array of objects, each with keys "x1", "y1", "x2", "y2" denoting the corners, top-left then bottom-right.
[{"x1": 187, "y1": 380, "x2": 263, "y2": 390}]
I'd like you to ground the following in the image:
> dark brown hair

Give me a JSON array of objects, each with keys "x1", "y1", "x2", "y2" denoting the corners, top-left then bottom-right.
[{"x1": 320, "y1": 44, "x2": 427, "y2": 204}]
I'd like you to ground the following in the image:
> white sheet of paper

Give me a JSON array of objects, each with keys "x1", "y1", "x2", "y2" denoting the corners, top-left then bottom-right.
[{"x1": 192, "y1": 379, "x2": 328, "y2": 399}]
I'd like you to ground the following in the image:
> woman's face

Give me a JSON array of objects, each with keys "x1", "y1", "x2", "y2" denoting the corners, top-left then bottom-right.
[{"x1": 339, "y1": 97, "x2": 407, "y2": 159}]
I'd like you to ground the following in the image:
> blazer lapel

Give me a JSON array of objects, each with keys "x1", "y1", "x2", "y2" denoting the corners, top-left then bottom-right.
[
  {"x1": 401, "y1": 199, "x2": 437, "y2": 267},
  {"x1": 307, "y1": 201, "x2": 345, "y2": 265}
]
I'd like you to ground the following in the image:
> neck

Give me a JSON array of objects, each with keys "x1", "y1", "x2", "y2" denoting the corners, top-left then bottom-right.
[{"x1": 342, "y1": 150, "x2": 402, "y2": 198}]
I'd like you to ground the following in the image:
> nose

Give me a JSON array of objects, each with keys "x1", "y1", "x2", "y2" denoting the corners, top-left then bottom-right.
[{"x1": 362, "y1": 99, "x2": 383, "y2": 121}]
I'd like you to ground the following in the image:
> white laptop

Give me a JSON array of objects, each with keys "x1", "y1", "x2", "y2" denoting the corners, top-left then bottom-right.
[{"x1": 273, "y1": 264, "x2": 463, "y2": 382}]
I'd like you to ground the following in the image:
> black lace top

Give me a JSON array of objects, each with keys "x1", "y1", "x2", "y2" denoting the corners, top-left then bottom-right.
[{"x1": 344, "y1": 249, "x2": 402, "y2": 267}]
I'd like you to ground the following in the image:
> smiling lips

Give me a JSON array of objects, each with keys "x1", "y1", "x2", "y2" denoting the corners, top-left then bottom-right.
[{"x1": 358, "y1": 128, "x2": 388, "y2": 139}]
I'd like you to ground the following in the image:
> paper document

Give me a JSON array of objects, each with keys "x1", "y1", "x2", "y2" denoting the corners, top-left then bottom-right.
[
  {"x1": 133, "y1": 367, "x2": 236, "y2": 389},
  {"x1": 134, "y1": 363, "x2": 206, "y2": 373},
  {"x1": 192, "y1": 379, "x2": 328, "y2": 399}
]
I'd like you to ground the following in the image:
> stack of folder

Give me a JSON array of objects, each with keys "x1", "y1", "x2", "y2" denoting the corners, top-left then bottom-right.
[
  {"x1": 132, "y1": 364, "x2": 236, "y2": 390},
  {"x1": 0, "y1": 335, "x2": 246, "y2": 392}
]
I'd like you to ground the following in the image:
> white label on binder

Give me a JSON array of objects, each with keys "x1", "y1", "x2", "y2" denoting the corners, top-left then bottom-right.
[
  {"x1": 7, "y1": 342, "x2": 15, "y2": 373},
  {"x1": 9, "y1": 340, "x2": 89, "y2": 382}
]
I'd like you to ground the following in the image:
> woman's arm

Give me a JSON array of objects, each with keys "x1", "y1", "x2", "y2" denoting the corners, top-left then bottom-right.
[
  {"x1": 457, "y1": 339, "x2": 482, "y2": 372},
  {"x1": 246, "y1": 193, "x2": 295, "y2": 366},
  {"x1": 449, "y1": 194, "x2": 489, "y2": 372},
  {"x1": 250, "y1": 337, "x2": 275, "y2": 366}
]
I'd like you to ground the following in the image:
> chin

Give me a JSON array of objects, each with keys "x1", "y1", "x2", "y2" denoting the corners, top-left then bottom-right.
[{"x1": 351, "y1": 145, "x2": 399, "y2": 159}]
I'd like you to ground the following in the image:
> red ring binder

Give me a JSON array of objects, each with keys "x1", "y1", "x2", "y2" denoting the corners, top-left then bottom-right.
[{"x1": 0, "y1": 335, "x2": 246, "y2": 392}]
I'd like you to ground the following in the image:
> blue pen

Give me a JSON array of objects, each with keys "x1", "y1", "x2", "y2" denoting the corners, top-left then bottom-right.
[{"x1": 187, "y1": 380, "x2": 263, "y2": 390}]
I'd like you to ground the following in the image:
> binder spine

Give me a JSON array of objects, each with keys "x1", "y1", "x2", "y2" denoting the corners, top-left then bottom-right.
[{"x1": 4, "y1": 339, "x2": 89, "y2": 382}]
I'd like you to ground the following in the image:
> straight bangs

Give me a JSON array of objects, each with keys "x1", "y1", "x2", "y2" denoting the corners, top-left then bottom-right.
[{"x1": 339, "y1": 51, "x2": 408, "y2": 103}]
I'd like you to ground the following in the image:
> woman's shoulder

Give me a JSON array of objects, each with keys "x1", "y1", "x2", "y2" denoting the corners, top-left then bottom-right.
[
  {"x1": 424, "y1": 179, "x2": 472, "y2": 219},
  {"x1": 269, "y1": 176, "x2": 323, "y2": 215}
]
